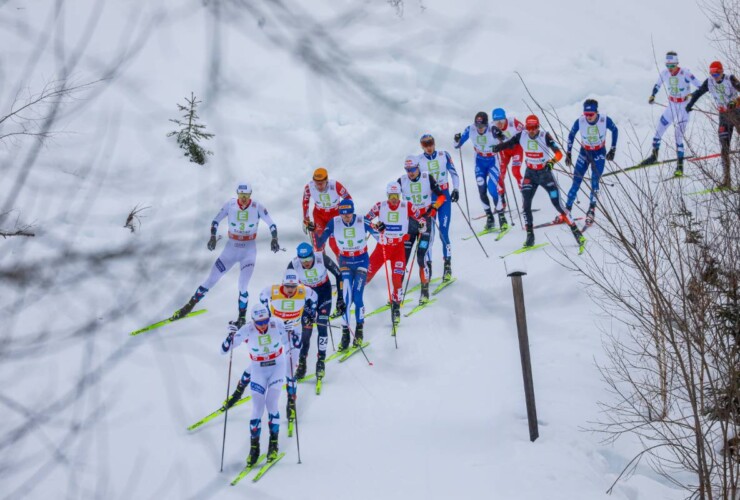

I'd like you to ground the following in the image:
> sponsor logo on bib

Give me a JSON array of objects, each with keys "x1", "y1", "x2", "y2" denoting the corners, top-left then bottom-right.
[
  {"x1": 388, "y1": 211, "x2": 400, "y2": 222},
  {"x1": 237, "y1": 210, "x2": 249, "y2": 221},
  {"x1": 344, "y1": 227, "x2": 356, "y2": 238}
]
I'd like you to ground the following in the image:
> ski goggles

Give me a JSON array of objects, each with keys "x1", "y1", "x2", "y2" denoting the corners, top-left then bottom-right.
[
  {"x1": 583, "y1": 112, "x2": 596, "y2": 119},
  {"x1": 420, "y1": 137, "x2": 435, "y2": 147},
  {"x1": 254, "y1": 317, "x2": 270, "y2": 327},
  {"x1": 299, "y1": 255, "x2": 314, "y2": 264},
  {"x1": 404, "y1": 165, "x2": 420, "y2": 172},
  {"x1": 475, "y1": 122, "x2": 487, "y2": 129},
  {"x1": 666, "y1": 63, "x2": 677, "y2": 69},
  {"x1": 387, "y1": 193, "x2": 401, "y2": 201},
  {"x1": 711, "y1": 72, "x2": 723, "y2": 78}
]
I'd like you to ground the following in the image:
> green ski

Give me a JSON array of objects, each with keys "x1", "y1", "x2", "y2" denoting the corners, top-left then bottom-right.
[
  {"x1": 404, "y1": 299, "x2": 437, "y2": 318},
  {"x1": 339, "y1": 341, "x2": 370, "y2": 362},
  {"x1": 315, "y1": 377, "x2": 322, "y2": 395},
  {"x1": 252, "y1": 452, "x2": 286, "y2": 482},
  {"x1": 432, "y1": 278, "x2": 456, "y2": 295},
  {"x1": 577, "y1": 238, "x2": 587, "y2": 255},
  {"x1": 462, "y1": 227, "x2": 501, "y2": 241},
  {"x1": 494, "y1": 225, "x2": 511, "y2": 241},
  {"x1": 231, "y1": 454, "x2": 267, "y2": 486},
  {"x1": 187, "y1": 395, "x2": 252, "y2": 431},
  {"x1": 365, "y1": 299, "x2": 412, "y2": 318},
  {"x1": 687, "y1": 185, "x2": 732, "y2": 196},
  {"x1": 130, "y1": 309, "x2": 207, "y2": 336},
  {"x1": 499, "y1": 243, "x2": 550, "y2": 259}
]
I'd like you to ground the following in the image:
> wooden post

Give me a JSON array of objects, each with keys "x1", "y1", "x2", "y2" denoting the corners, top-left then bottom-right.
[{"x1": 508, "y1": 268, "x2": 539, "y2": 442}]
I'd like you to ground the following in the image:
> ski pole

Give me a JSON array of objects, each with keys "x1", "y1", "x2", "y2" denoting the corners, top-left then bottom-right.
[
  {"x1": 345, "y1": 322, "x2": 374, "y2": 366},
  {"x1": 220, "y1": 346, "x2": 234, "y2": 472},
  {"x1": 288, "y1": 353, "x2": 302, "y2": 464},
  {"x1": 379, "y1": 233, "x2": 398, "y2": 345},
  {"x1": 400, "y1": 237, "x2": 419, "y2": 305},
  {"x1": 507, "y1": 168, "x2": 524, "y2": 228},
  {"x1": 454, "y1": 201, "x2": 489, "y2": 258},
  {"x1": 457, "y1": 148, "x2": 472, "y2": 221}
]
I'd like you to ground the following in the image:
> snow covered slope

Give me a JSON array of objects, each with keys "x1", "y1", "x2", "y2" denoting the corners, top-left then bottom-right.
[{"x1": 0, "y1": 0, "x2": 724, "y2": 498}]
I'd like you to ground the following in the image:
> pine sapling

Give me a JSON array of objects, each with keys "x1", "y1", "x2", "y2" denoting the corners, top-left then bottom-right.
[{"x1": 167, "y1": 92, "x2": 214, "y2": 165}]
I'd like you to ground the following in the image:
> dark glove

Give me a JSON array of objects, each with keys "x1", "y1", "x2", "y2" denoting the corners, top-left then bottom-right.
[
  {"x1": 685, "y1": 104, "x2": 693, "y2": 113},
  {"x1": 450, "y1": 189, "x2": 459, "y2": 203},
  {"x1": 207, "y1": 235, "x2": 217, "y2": 251},
  {"x1": 729, "y1": 100, "x2": 737, "y2": 109},
  {"x1": 271, "y1": 237, "x2": 280, "y2": 253},
  {"x1": 606, "y1": 147, "x2": 616, "y2": 161},
  {"x1": 545, "y1": 160, "x2": 555, "y2": 170},
  {"x1": 335, "y1": 296, "x2": 346, "y2": 315},
  {"x1": 375, "y1": 221, "x2": 386, "y2": 232},
  {"x1": 303, "y1": 218, "x2": 315, "y2": 232},
  {"x1": 565, "y1": 152, "x2": 572, "y2": 167},
  {"x1": 648, "y1": 95, "x2": 655, "y2": 104},
  {"x1": 454, "y1": 132, "x2": 461, "y2": 143}
]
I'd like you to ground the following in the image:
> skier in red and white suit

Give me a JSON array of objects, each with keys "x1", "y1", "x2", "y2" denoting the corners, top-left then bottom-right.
[
  {"x1": 302, "y1": 167, "x2": 352, "y2": 259},
  {"x1": 364, "y1": 182, "x2": 424, "y2": 324},
  {"x1": 492, "y1": 108, "x2": 525, "y2": 196}
]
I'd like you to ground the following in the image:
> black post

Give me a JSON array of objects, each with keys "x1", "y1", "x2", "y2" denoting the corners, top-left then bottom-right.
[{"x1": 508, "y1": 270, "x2": 539, "y2": 442}]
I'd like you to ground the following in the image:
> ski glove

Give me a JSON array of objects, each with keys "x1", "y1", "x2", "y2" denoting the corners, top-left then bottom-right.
[
  {"x1": 335, "y1": 296, "x2": 346, "y2": 315},
  {"x1": 606, "y1": 148, "x2": 616, "y2": 161},
  {"x1": 271, "y1": 237, "x2": 280, "y2": 253},
  {"x1": 453, "y1": 133, "x2": 461, "y2": 148},
  {"x1": 207, "y1": 235, "x2": 217, "y2": 251},
  {"x1": 450, "y1": 189, "x2": 459, "y2": 203},
  {"x1": 303, "y1": 218, "x2": 315, "y2": 232},
  {"x1": 375, "y1": 221, "x2": 386, "y2": 232},
  {"x1": 565, "y1": 152, "x2": 572, "y2": 167},
  {"x1": 648, "y1": 95, "x2": 655, "y2": 104},
  {"x1": 544, "y1": 160, "x2": 555, "y2": 170}
]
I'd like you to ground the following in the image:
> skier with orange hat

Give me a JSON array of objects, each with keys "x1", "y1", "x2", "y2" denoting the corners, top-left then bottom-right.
[
  {"x1": 685, "y1": 60, "x2": 740, "y2": 188},
  {"x1": 493, "y1": 115, "x2": 586, "y2": 251},
  {"x1": 302, "y1": 168, "x2": 352, "y2": 258}
]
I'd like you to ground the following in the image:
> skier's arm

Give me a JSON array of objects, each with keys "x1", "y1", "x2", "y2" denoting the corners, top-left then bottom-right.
[
  {"x1": 606, "y1": 117, "x2": 619, "y2": 149},
  {"x1": 544, "y1": 132, "x2": 564, "y2": 163},
  {"x1": 363, "y1": 203, "x2": 381, "y2": 240},
  {"x1": 221, "y1": 324, "x2": 247, "y2": 354},
  {"x1": 302, "y1": 184, "x2": 312, "y2": 220},
  {"x1": 304, "y1": 288, "x2": 319, "y2": 320},
  {"x1": 455, "y1": 125, "x2": 471, "y2": 148},
  {"x1": 651, "y1": 72, "x2": 665, "y2": 98},
  {"x1": 314, "y1": 219, "x2": 335, "y2": 249},
  {"x1": 321, "y1": 252, "x2": 343, "y2": 293},
  {"x1": 687, "y1": 69, "x2": 702, "y2": 91},
  {"x1": 445, "y1": 151, "x2": 460, "y2": 190},
  {"x1": 685, "y1": 79, "x2": 709, "y2": 111},
  {"x1": 731, "y1": 75, "x2": 740, "y2": 92},
  {"x1": 259, "y1": 287, "x2": 271, "y2": 311},
  {"x1": 211, "y1": 201, "x2": 230, "y2": 235},
  {"x1": 335, "y1": 181, "x2": 351, "y2": 200},
  {"x1": 492, "y1": 132, "x2": 522, "y2": 153},
  {"x1": 566, "y1": 119, "x2": 580, "y2": 154},
  {"x1": 428, "y1": 176, "x2": 446, "y2": 211},
  {"x1": 257, "y1": 203, "x2": 278, "y2": 239}
]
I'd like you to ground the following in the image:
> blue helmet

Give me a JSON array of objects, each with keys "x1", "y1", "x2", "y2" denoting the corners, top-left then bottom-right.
[
  {"x1": 338, "y1": 198, "x2": 355, "y2": 215},
  {"x1": 492, "y1": 108, "x2": 506, "y2": 122},
  {"x1": 297, "y1": 242, "x2": 314, "y2": 259}
]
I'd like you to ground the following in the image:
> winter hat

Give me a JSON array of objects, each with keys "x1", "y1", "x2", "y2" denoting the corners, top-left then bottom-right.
[
  {"x1": 491, "y1": 108, "x2": 507, "y2": 121},
  {"x1": 583, "y1": 99, "x2": 598, "y2": 113},
  {"x1": 665, "y1": 51, "x2": 679, "y2": 65}
]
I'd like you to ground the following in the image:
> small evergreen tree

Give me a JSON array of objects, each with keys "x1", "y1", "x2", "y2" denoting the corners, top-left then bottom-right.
[{"x1": 167, "y1": 92, "x2": 214, "y2": 165}]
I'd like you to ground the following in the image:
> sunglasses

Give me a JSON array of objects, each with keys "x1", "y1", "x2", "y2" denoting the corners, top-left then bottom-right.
[
  {"x1": 255, "y1": 318, "x2": 270, "y2": 326},
  {"x1": 388, "y1": 193, "x2": 400, "y2": 200},
  {"x1": 405, "y1": 166, "x2": 419, "y2": 172},
  {"x1": 421, "y1": 139, "x2": 435, "y2": 147},
  {"x1": 711, "y1": 72, "x2": 722, "y2": 77},
  {"x1": 666, "y1": 64, "x2": 677, "y2": 69},
  {"x1": 584, "y1": 112, "x2": 596, "y2": 118},
  {"x1": 475, "y1": 122, "x2": 487, "y2": 128}
]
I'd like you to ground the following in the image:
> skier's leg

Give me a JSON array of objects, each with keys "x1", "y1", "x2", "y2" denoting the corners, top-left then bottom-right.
[
  {"x1": 589, "y1": 150, "x2": 607, "y2": 208},
  {"x1": 390, "y1": 242, "x2": 406, "y2": 301},
  {"x1": 199, "y1": 242, "x2": 239, "y2": 295},
  {"x1": 353, "y1": 266, "x2": 367, "y2": 325},
  {"x1": 719, "y1": 113, "x2": 733, "y2": 186},
  {"x1": 314, "y1": 281, "x2": 332, "y2": 360},
  {"x1": 486, "y1": 160, "x2": 502, "y2": 211},
  {"x1": 236, "y1": 241, "x2": 257, "y2": 319},
  {"x1": 521, "y1": 170, "x2": 537, "y2": 228},
  {"x1": 474, "y1": 158, "x2": 492, "y2": 213},
  {"x1": 543, "y1": 170, "x2": 568, "y2": 216},
  {"x1": 366, "y1": 244, "x2": 384, "y2": 284},
  {"x1": 438, "y1": 193, "x2": 452, "y2": 259},
  {"x1": 404, "y1": 227, "x2": 419, "y2": 264},
  {"x1": 249, "y1": 369, "x2": 268, "y2": 424},
  {"x1": 566, "y1": 149, "x2": 589, "y2": 209},
  {"x1": 498, "y1": 151, "x2": 511, "y2": 196},
  {"x1": 340, "y1": 268, "x2": 353, "y2": 327},
  {"x1": 652, "y1": 106, "x2": 673, "y2": 151},
  {"x1": 674, "y1": 104, "x2": 688, "y2": 160},
  {"x1": 416, "y1": 223, "x2": 432, "y2": 283}
]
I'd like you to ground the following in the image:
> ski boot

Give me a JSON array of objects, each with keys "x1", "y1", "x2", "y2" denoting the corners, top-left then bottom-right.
[
  {"x1": 390, "y1": 301, "x2": 401, "y2": 326},
  {"x1": 267, "y1": 432, "x2": 279, "y2": 462},
  {"x1": 171, "y1": 297, "x2": 197, "y2": 321},
  {"x1": 639, "y1": 147, "x2": 659, "y2": 166},
  {"x1": 552, "y1": 209, "x2": 570, "y2": 225},
  {"x1": 442, "y1": 257, "x2": 452, "y2": 282},
  {"x1": 294, "y1": 355, "x2": 307, "y2": 380},
  {"x1": 498, "y1": 211, "x2": 509, "y2": 231},
  {"x1": 484, "y1": 210, "x2": 495, "y2": 231},
  {"x1": 420, "y1": 282, "x2": 430, "y2": 305},
  {"x1": 585, "y1": 206, "x2": 596, "y2": 227},
  {"x1": 570, "y1": 224, "x2": 586, "y2": 246},
  {"x1": 315, "y1": 356, "x2": 326, "y2": 380},
  {"x1": 247, "y1": 436, "x2": 261, "y2": 467},
  {"x1": 338, "y1": 325, "x2": 351, "y2": 352},
  {"x1": 286, "y1": 392, "x2": 296, "y2": 424},
  {"x1": 223, "y1": 381, "x2": 246, "y2": 410},
  {"x1": 524, "y1": 230, "x2": 535, "y2": 248},
  {"x1": 353, "y1": 323, "x2": 364, "y2": 348},
  {"x1": 232, "y1": 308, "x2": 247, "y2": 329},
  {"x1": 674, "y1": 156, "x2": 684, "y2": 177}
]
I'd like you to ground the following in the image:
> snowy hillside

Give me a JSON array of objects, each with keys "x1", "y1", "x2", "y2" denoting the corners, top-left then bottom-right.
[{"x1": 0, "y1": 0, "x2": 727, "y2": 498}]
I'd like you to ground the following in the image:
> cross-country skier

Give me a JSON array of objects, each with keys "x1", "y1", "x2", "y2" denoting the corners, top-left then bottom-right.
[
  {"x1": 287, "y1": 242, "x2": 345, "y2": 380},
  {"x1": 259, "y1": 270, "x2": 317, "y2": 426},
  {"x1": 364, "y1": 182, "x2": 424, "y2": 324},
  {"x1": 313, "y1": 199, "x2": 369, "y2": 351},
  {"x1": 491, "y1": 108, "x2": 525, "y2": 197},
  {"x1": 221, "y1": 305, "x2": 290, "y2": 466},
  {"x1": 171, "y1": 183, "x2": 280, "y2": 325},
  {"x1": 416, "y1": 134, "x2": 459, "y2": 281},
  {"x1": 397, "y1": 155, "x2": 446, "y2": 304},
  {"x1": 563, "y1": 99, "x2": 619, "y2": 226},
  {"x1": 641, "y1": 51, "x2": 701, "y2": 176},
  {"x1": 454, "y1": 111, "x2": 508, "y2": 231},
  {"x1": 302, "y1": 167, "x2": 352, "y2": 258},
  {"x1": 685, "y1": 60, "x2": 740, "y2": 188},
  {"x1": 492, "y1": 115, "x2": 586, "y2": 249}
]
